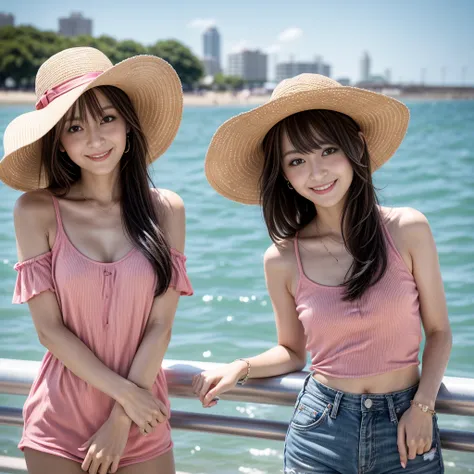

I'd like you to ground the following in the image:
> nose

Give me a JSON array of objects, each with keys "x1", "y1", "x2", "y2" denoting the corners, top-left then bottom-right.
[
  {"x1": 86, "y1": 123, "x2": 105, "y2": 149},
  {"x1": 308, "y1": 155, "x2": 327, "y2": 180}
]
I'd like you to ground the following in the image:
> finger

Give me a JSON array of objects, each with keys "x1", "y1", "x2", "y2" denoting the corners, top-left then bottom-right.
[
  {"x1": 155, "y1": 400, "x2": 169, "y2": 419},
  {"x1": 110, "y1": 458, "x2": 120, "y2": 473},
  {"x1": 149, "y1": 418, "x2": 158, "y2": 428},
  {"x1": 81, "y1": 451, "x2": 92, "y2": 472},
  {"x1": 89, "y1": 459, "x2": 100, "y2": 474},
  {"x1": 193, "y1": 374, "x2": 204, "y2": 395},
  {"x1": 99, "y1": 458, "x2": 113, "y2": 474},
  {"x1": 407, "y1": 439, "x2": 417, "y2": 460},
  {"x1": 199, "y1": 378, "x2": 215, "y2": 402},
  {"x1": 416, "y1": 442, "x2": 425, "y2": 455},
  {"x1": 425, "y1": 439, "x2": 432, "y2": 453},
  {"x1": 397, "y1": 424, "x2": 407, "y2": 468},
  {"x1": 204, "y1": 385, "x2": 225, "y2": 406}
]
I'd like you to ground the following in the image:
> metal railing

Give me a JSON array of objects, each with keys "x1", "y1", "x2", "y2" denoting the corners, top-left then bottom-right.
[{"x1": 1, "y1": 358, "x2": 474, "y2": 472}]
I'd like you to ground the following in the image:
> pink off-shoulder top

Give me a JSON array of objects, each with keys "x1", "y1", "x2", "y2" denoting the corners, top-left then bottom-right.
[{"x1": 13, "y1": 195, "x2": 193, "y2": 467}]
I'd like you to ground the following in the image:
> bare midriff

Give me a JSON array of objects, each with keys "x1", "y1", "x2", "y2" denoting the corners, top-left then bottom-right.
[{"x1": 313, "y1": 365, "x2": 420, "y2": 394}]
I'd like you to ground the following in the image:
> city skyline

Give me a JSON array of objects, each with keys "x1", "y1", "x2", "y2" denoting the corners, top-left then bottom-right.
[{"x1": 3, "y1": 0, "x2": 473, "y2": 85}]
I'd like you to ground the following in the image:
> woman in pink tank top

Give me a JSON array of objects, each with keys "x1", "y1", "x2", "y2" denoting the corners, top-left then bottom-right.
[
  {"x1": 0, "y1": 48, "x2": 193, "y2": 474},
  {"x1": 196, "y1": 75, "x2": 452, "y2": 473}
]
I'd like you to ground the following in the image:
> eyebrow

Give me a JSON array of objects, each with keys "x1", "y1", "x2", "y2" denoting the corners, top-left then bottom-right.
[
  {"x1": 65, "y1": 105, "x2": 116, "y2": 123},
  {"x1": 282, "y1": 144, "x2": 332, "y2": 159}
]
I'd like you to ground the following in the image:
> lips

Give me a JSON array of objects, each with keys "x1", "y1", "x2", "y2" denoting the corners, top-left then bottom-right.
[
  {"x1": 310, "y1": 179, "x2": 337, "y2": 195},
  {"x1": 86, "y1": 149, "x2": 112, "y2": 161}
]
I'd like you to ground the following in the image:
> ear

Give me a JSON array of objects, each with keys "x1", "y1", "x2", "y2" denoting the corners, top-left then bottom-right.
[{"x1": 59, "y1": 143, "x2": 65, "y2": 153}]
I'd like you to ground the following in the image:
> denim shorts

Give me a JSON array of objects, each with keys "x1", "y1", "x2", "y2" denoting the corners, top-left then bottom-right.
[{"x1": 284, "y1": 375, "x2": 444, "y2": 474}]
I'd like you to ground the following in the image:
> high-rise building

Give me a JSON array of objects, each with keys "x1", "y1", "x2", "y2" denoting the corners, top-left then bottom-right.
[
  {"x1": 59, "y1": 12, "x2": 92, "y2": 37},
  {"x1": 360, "y1": 51, "x2": 371, "y2": 82},
  {"x1": 203, "y1": 27, "x2": 221, "y2": 76},
  {"x1": 227, "y1": 50, "x2": 267, "y2": 84},
  {"x1": 275, "y1": 56, "x2": 332, "y2": 83},
  {"x1": 0, "y1": 13, "x2": 14, "y2": 27}
]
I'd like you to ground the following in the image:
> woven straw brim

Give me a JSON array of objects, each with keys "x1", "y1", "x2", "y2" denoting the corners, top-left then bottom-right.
[
  {"x1": 205, "y1": 87, "x2": 409, "y2": 205},
  {"x1": 0, "y1": 55, "x2": 183, "y2": 192}
]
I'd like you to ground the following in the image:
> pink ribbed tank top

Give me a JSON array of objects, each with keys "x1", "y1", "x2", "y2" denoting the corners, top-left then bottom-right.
[{"x1": 294, "y1": 221, "x2": 421, "y2": 378}]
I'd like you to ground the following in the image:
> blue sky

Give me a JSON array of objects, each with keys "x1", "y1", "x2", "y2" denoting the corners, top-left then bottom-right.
[{"x1": 6, "y1": 0, "x2": 474, "y2": 85}]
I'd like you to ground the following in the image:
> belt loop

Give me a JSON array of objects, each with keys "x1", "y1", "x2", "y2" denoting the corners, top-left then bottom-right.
[
  {"x1": 330, "y1": 391, "x2": 343, "y2": 419},
  {"x1": 385, "y1": 395, "x2": 397, "y2": 423}
]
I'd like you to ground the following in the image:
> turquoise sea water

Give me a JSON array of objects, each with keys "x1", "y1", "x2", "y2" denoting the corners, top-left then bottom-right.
[{"x1": 0, "y1": 101, "x2": 473, "y2": 473}]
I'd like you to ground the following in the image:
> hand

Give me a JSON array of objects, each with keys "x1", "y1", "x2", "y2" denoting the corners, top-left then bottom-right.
[
  {"x1": 192, "y1": 360, "x2": 246, "y2": 407},
  {"x1": 79, "y1": 406, "x2": 131, "y2": 474},
  {"x1": 397, "y1": 405, "x2": 434, "y2": 468},
  {"x1": 119, "y1": 383, "x2": 169, "y2": 436}
]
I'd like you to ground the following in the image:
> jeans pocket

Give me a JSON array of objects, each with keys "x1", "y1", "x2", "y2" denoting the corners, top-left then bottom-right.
[{"x1": 290, "y1": 396, "x2": 332, "y2": 431}]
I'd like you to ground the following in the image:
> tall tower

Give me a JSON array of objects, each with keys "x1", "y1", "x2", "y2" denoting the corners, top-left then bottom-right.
[
  {"x1": 203, "y1": 27, "x2": 221, "y2": 75},
  {"x1": 360, "y1": 51, "x2": 371, "y2": 82}
]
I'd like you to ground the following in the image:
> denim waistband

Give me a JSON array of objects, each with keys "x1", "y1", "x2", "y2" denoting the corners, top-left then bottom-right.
[{"x1": 302, "y1": 375, "x2": 419, "y2": 421}]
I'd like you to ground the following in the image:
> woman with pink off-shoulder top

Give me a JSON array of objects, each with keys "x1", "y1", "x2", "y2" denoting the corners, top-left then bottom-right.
[{"x1": 0, "y1": 47, "x2": 192, "y2": 474}]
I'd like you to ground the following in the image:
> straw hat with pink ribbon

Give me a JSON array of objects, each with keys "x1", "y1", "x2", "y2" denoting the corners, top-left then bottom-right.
[
  {"x1": 205, "y1": 74, "x2": 410, "y2": 205},
  {"x1": 0, "y1": 47, "x2": 183, "y2": 191}
]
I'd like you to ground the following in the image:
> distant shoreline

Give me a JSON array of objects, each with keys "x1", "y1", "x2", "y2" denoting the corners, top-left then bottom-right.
[{"x1": 1, "y1": 90, "x2": 473, "y2": 107}]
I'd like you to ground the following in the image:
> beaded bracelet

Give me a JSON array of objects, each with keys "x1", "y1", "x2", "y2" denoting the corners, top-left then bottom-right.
[
  {"x1": 410, "y1": 400, "x2": 436, "y2": 416},
  {"x1": 235, "y1": 358, "x2": 251, "y2": 385}
]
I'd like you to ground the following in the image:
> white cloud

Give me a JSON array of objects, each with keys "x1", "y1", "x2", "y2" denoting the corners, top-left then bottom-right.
[
  {"x1": 264, "y1": 44, "x2": 281, "y2": 54},
  {"x1": 278, "y1": 28, "x2": 303, "y2": 42},
  {"x1": 188, "y1": 18, "x2": 216, "y2": 30},
  {"x1": 231, "y1": 40, "x2": 251, "y2": 53}
]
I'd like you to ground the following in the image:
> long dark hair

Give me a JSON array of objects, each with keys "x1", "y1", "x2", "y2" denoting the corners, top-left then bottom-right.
[
  {"x1": 260, "y1": 109, "x2": 387, "y2": 301},
  {"x1": 40, "y1": 85, "x2": 172, "y2": 297}
]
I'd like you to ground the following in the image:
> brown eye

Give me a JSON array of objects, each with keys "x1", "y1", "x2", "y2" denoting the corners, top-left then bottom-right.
[
  {"x1": 289, "y1": 158, "x2": 305, "y2": 166},
  {"x1": 322, "y1": 147, "x2": 338, "y2": 156}
]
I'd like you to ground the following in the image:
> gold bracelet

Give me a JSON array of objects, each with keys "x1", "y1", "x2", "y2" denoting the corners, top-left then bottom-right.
[
  {"x1": 410, "y1": 400, "x2": 436, "y2": 416},
  {"x1": 235, "y1": 358, "x2": 250, "y2": 385}
]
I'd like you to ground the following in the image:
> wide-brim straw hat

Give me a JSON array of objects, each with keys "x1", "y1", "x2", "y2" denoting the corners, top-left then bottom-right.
[
  {"x1": 0, "y1": 47, "x2": 183, "y2": 191},
  {"x1": 205, "y1": 74, "x2": 410, "y2": 205}
]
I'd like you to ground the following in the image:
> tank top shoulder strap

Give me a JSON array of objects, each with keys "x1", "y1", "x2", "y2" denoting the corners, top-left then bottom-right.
[
  {"x1": 293, "y1": 232, "x2": 304, "y2": 275},
  {"x1": 50, "y1": 194, "x2": 65, "y2": 243}
]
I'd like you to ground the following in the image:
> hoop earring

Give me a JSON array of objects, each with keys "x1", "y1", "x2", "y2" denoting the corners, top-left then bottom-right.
[
  {"x1": 286, "y1": 180, "x2": 294, "y2": 190},
  {"x1": 124, "y1": 135, "x2": 130, "y2": 154}
]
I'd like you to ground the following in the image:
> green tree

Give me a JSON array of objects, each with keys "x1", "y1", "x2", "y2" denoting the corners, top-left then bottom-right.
[{"x1": 148, "y1": 39, "x2": 203, "y2": 89}]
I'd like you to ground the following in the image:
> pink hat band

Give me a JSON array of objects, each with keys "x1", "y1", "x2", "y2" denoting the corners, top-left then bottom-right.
[{"x1": 35, "y1": 71, "x2": 103, "y2": 110}]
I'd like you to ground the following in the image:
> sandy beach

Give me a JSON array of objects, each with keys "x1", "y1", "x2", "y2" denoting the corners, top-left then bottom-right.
[
  {"x1": 1, "y1": 89, "x2": 473, "y2": 107},
  {"x1": 0, "y1": 90, "x2": 269, "y2": 107}
]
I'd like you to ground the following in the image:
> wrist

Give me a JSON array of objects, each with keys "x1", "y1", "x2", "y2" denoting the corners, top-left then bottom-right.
[
  {"x1": 115, "y1": 379, "x2": 137, "y2": 406},
  {"x1": 231, "y1": 359, "x2": 249, "y2": 379},
  {"x1": 233, "y1": 358, "x2": 251, "y2": 384},
  {"x1": 109, "y1": 403, "x2": 132, "y2": 426},
  {"x1": 413, "y1": 394, "x2": 436, "y2": 412}
]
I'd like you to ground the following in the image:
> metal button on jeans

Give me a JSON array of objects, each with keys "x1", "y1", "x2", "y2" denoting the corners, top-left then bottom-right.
[{"x1": 364, "y1": 398, "x2": 373, "y2": 409}]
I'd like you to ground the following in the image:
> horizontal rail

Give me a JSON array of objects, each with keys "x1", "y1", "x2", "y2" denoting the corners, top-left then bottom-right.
[
  {"x1": 1, "y1": 406, "x2": 473, "y2": 453},
  {"x1": 1, "y1": 358, "x2": 474, "y2": 416}
]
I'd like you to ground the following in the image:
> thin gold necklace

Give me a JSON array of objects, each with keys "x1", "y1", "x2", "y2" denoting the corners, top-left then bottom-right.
[{"x1": 316, "y1": 222, "x2": 343, "y2": 264}]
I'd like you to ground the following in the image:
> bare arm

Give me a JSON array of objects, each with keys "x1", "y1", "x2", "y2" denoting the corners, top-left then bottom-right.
[
  {"x1": 125, "y1": 189, "x2": 186, "y2": 390},
  {"x1": 404, "y1": 209, "x2": 452, "y2": 409},
  {"x1": 193, "y1": 241, "x2": 307, "y2": 406}
]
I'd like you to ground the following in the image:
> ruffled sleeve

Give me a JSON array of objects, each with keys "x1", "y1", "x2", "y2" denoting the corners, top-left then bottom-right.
[
  {"x1": 12, "y1": 252, "x2": 55, "y2": 304},
  {"x1": 170, "y1": 248, "x2": 193, "y2": 296}
]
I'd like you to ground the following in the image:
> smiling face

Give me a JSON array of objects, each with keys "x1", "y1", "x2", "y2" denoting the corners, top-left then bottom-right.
[
  {"x1": 59, "y1": 88, "x2": 129, "y2": 178},
  {"x1": 281, "y1": 132, "x2": 354, "y2": 210}
]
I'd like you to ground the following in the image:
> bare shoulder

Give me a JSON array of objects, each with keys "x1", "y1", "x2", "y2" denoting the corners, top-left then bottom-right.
[
  {"x1": 14, "y1": 190, "x2": 56, "y2": 260},
  {"x1": 150, "y1": 188, "x2": 185, "y2": 252},
  {"x1": 14, "y1": 190, "x2": 55, "y2": 231},
  {"x1": 382, "y1": 205, "x2": 429, "y2": 231},
  {"x1": 380, "y1": 206, "x2": 432, "y2": 250},
  {"x1": 264, "y1": 239, "x2": 297, "y2": 277}
]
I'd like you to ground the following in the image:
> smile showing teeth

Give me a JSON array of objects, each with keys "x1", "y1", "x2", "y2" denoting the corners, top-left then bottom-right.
[
  {"x1": 89, "y1": 150, "x2": 109, "y2": 158},
  {"x1": 313, "y1": 181, "x2": 335, "y2": 191}
]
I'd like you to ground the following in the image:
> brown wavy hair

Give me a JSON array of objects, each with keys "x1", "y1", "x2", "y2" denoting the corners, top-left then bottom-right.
[
  {"x1": 260, "y1": 109, "x2": 387, "y2": 301},
  {"x1": 40, "y1": 85, "x2": 172, "y2": 297}
]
